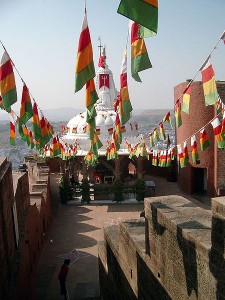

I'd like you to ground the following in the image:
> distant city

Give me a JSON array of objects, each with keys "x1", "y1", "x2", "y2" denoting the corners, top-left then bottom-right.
[{"x1": 0, "y1": 108, "x2": 175, "y2": 169}]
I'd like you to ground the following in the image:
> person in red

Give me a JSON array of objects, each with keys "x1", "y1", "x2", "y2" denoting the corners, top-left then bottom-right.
[{"x1": 58, "y1": 258, "x2": 70, "y2": 300}]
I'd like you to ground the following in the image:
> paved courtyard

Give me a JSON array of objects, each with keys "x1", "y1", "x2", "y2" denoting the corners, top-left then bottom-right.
[
  {"x1": 35, "y1": 202, "x2": 144, "y2": 300},
  {"x1": 35, "y1": 175, "x2": 210, "y2": 300}
]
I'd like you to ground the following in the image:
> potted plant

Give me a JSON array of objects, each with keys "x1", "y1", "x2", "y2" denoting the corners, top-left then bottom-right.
[
  {"x1": 80, "y1": 179, "x2": 91, "y2": 203},
  {"x1": 134, "y1": 178, "x2": 146, "y2": 202},
  {"x1": 112, "y1": 179, "x2": 124, "y2": 202}
]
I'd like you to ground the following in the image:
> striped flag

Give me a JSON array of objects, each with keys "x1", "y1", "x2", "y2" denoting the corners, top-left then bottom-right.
[
  {"x1": 149, "y1": 133, "x2": 154, "y2": 147},
  {"x1": 163, "y1": 111, "x2": 173, "y2": 128},
  {"x1": 166, "y1": 150, "x2": 171, "y2": 167},
  {"x1": 29, "y1": 131, "x2": 34, "y2": 149},
  {"x1": 40, "y1": 111, "x2": 51, "y2": 147},
  {"x1": 119, "y1": 48, "x2": 133, "y2": 125},
  {"x1": 152, "y1": 150, "x2": 157, "y2": 166},
  {"x1": 86, "y1": 79, "x2": 98, "y2": 140},
  {"x1": 117, "y1": 0, "x2": 158, "y2": 35},
  {"x1": 211, "y1": 117, "x2": 225, "y2": 149},
  {"x1": 159, "y1": 122, "x2": 166, "y2": 140},
  {"x1": 32, "y1": 102, "x2": 42, "y2": 142},
  {"x1": 75, "y1": 11, "x2": 95, "y2": 92},
  {"x1": 182, "y1": 85, "x2": 191, "y2": 114},
  {"x1": 183, "y1": 141, "x2": 189, "y2": 165},
  {"x1": 19, "y1": 84, "x2": 34, "y2": 125},
  {"x1": 191, "y1": 135, "x2": 199, "y2": 163},
  {"x1": 130, "y1": 21, "x2": 152, "y2": 82},
  {"x1": 177, "y1": 144, "x2": 185, "y2": 168},
  {"x1": 200, "y1": 56, "x2": 218, "y2": 106},
  {"x1": 175, "y1": 100, "x2": 182, "y2": 128},
  {"x1": 9, "y1": 111, "x2": 16, "y2": 146},
  {"x1": 200, "y1": 129, "x2": 210, "y2": 151},
  {"x1": 0, "y1": 51, "x2": 17, "y2": 112},
  {"x1": 153, "y1": 128, "x2": 159, "y2": 143},
  {"x1": 221, "y1": 111, "x2": 225, "y2": 136},
  {"x1": 90, "y1": 131, "x2": 103, "y2": 156}
]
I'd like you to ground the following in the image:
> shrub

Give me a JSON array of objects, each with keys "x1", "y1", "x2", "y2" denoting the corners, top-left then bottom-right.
[
  {"x1": 80, "y1": 179, "x2": 91, "y2": 203},
  {"x1": 134, "y1": 179, "x2": 146, "y2": 202},
  {"x1": 59, "y1": 175, "x2": 73, "y2": 204},
  {"x1": 112, "y1": 179, "x2": 124, "y2": 202}
]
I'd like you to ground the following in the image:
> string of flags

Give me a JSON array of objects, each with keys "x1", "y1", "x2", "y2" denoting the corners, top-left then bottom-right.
[
  {"x1": 0, "y1": 42, "x2": 78, "y2": 160},
  {"x1": 123, "y1": 30, "x2": 225, "y2": 168}
]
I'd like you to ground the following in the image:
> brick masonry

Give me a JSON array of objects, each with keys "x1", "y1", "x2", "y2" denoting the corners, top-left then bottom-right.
[
  {"x1": 175, "y1": 81, "x2": 225, "y2": 197},
  {"x1": 0, "y1": 157, "x2": 53, "y2": 300}
]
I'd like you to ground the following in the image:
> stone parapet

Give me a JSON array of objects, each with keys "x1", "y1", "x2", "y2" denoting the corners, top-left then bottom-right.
[{"x1": 99, "y1": 195, "x2": 225, "y2": 299}]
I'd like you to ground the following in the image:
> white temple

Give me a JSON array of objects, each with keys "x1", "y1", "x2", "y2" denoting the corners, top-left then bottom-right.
[{"x1": 62, "y1": 48, "x2": 141, "y2": 156}]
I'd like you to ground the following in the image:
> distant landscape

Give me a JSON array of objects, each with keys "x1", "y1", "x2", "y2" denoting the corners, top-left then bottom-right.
[{"x1": 0, "y1": 108, "x2": 174, "y2": 169}]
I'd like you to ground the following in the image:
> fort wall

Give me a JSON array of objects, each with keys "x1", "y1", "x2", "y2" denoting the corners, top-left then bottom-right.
[{"x1": 99, "y1": 195, "x2": 225, "y2": 299}]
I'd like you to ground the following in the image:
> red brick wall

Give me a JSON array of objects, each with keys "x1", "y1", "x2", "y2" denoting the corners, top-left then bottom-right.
[
  {"x1": 14, "y1": 172, "x2": 30, "y2": 228},
  {"x1": 175, "y1": 81, "x2": 217, "y2": 196},
  {"x1": 0, "y1": 158, "x2": 16, "y2": 299}
]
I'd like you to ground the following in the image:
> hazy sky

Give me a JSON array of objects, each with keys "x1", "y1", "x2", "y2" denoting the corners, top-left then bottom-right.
[{"x1": 0, "y1": 0, "x2": 225, "y2": 114}]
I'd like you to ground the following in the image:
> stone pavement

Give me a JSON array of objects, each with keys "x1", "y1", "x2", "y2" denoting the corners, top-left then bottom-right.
[
  {"x1": 35, "y1": 202, "x2": 144, "y2": 300},
  {"x1": 35, "y1": 175, "x2": 211, "y2": 300}
]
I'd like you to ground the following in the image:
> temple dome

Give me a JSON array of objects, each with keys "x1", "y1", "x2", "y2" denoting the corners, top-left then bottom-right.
[{"x1": 62, "y1": 48, "x2": 140, "y2": 154}]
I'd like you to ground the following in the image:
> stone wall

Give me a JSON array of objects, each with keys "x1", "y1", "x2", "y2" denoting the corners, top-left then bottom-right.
[
  {"x1": 0, "y1": 158, "x2": 17, "y2": 300},
  {"x1": 0, "y1": 157, "x2": 52, "y2": 300},
  {"x1": 99, "y1": 195, "x2": 225, "y2": 299}
]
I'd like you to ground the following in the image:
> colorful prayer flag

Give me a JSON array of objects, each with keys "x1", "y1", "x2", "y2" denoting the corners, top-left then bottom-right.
[
  {"x1": 0, "y1": 51, "x2": 17, "y2": 112},
  {"x1": 130, "y1": 21, "x2": 152, "y2": 82},
  {"x1": 163, "y1": 111, "x2": 173, "y2": 128},
  {"x1": 9, "y1": 111, "x2": 16, "y2": 146},
  {"x1": 182, "y1": 85, "x2": 191, "y2": 114},
  {"x1": 75, "y1": 11, "x2": 95, "y2": 92},
  {"x1": 32, "y1": 102, "x2": 42, "y2": 142},
  {"x1": 183, "y1": 141, "x2": 189, "y2": 165},
  {"x1": 149, "y1": 133, "x2": 154, "y2": 147},
  {"x1": 175, "y1": 100, "x2": 182, "y2": 128},
  {"x1": 177, "y1": 145, "x2": 185, "y2": 168},
  {"x1": 29, "y1": 131, "x2": 34, "y2": 149},
  {"x1": 166, "y1": 150, "x2": 171, "y2": 167},
  {"x1": 159, "y1": 122, "x2": 166, "y2": 140},
  {"x1": 153, "y1": 128, "x2": 159, "y2": 144},
  {"x1": 191, "y1": 135, "x2": 199, "y2": 163},
  {"x1": 221, "y1": 111, "x2": 225, "y2": 136},
  {"x1": 152, "y1": 150, "x2": 157, "y2": 166},
  {"x1": 211, "y1": 117, "x2": 225, "y2": 149},
  {"x1": 119, "y1": 48, "x2": 133, "y2": 125},
  {"x1": 40, "y1": 111, "x2": 51, "y2": 147},
  {"x1": 117, "y1": 0, "x2": 158, "y2": 34},
  {"x1": 200, "y1": 56, "x2": 218, "y2": 106},
  {"x1": 19, "y1": 84, "x2": 34, "y2": 125},
  {"x1": 200, "y1": 129, "x2": 210, "y2": 151},
  {"x1": 90, "y1": 131, "x2": 103, "y2": 156}
]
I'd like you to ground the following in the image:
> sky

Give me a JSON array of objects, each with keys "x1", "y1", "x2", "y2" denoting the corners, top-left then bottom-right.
[{"x1": 0, "y1": 0, "x2": 225, "y2": 114}]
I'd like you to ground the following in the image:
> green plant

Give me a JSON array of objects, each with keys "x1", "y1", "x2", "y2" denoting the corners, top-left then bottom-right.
[
  {"x1": 80, "y1": 179, "x2": 91, "y2": 203},
  {"x1": 59, "y1": 175, "x2": 73, "y2": 204},
  {"x1": 112, "y1": 179, "x2": 124, "y2": 202},
  {"x1": 134, "y1": 179, "x2": 146, "y2": 201}
]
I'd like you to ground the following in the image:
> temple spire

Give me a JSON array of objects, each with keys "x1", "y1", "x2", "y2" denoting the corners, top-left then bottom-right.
[{"x1": 98, "y1": 36, "x2": 103, "y2": 57}]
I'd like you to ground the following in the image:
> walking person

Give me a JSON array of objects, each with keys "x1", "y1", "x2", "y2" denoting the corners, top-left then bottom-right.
[{"x1": 58, "y1": 258, "x2": 70, "y2": 300}]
